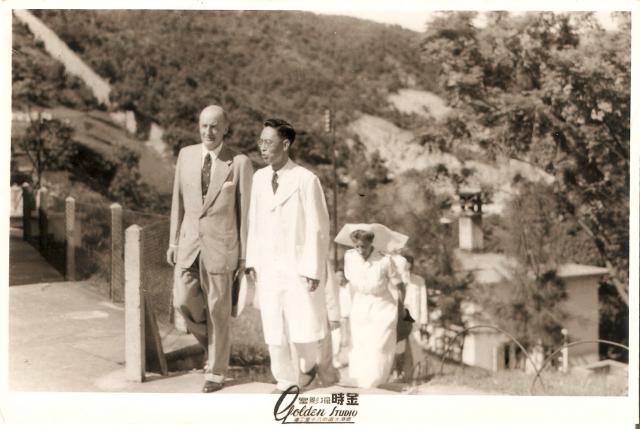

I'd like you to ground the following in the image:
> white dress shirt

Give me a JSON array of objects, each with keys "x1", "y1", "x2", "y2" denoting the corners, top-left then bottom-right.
[{"x1": 202, "y1": 142, "x2": 224, "y2": 176}]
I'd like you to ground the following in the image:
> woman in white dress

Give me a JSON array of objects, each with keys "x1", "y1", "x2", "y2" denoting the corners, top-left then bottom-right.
[{"x1": 344, "y1": 230, "x2": 403, "y2": 388}]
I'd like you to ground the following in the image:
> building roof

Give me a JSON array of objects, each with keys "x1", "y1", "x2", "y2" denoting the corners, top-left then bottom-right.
[
  {"x1": 555, "y1": 263, "x2": 609, "y2": 278},
  {"x1": 454, "y1": 249, "x2": 608, "y2": 284}
]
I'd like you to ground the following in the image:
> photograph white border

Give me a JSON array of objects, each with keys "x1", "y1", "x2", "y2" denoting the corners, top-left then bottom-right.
[{"x1": 0, "y1": 0, "x2": 637, "y2": 426}]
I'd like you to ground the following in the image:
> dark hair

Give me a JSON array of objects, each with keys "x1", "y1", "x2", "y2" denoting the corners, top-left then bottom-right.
[
  {"x1": 404, "y1": 254, "x2": 415, "y2": 267},
  {"x1": 264, "y1": 118, "x2": 296, "y2": 145},
  {"x1": 350, "y1": 229, "x2": 375, "y2": 243}
]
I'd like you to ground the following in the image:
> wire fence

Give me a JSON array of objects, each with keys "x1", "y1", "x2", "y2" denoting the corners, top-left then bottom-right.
[
  {"x1": 123, "y1": 208, "x2": 169, "y2": 230},
  {"x1": 400, "y1": 323, "x2": 630, "y2": 395},
  {"x1": 74, "y1": 201, "x2": 112, "y2": 295},
  {"x1": 21, "y1": 191, "x2": 67, "y2": 276},
  {"x1": 39, "y1": 193, "x2": 67, "y2": 276}
]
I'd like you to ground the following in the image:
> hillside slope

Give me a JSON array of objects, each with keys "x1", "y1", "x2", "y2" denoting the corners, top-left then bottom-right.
[
  {"x1": 34, "y1": 10, "x2": 436, "y2": 157},
  {"x1": 12, "y1": 17, "x2": 174, "y2": 196}
]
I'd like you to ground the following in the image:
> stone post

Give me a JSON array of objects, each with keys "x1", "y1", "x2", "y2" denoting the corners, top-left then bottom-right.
[
  {"x1": 22, "y1": 183, "x2": 33, "y2": 241},
  {"x1": 38, "y1": 187, "x2": 49, "y2": 250},
  {"x1": 110, "y1": 203, "x2": 124, "y2": 302},
  {"x1": 125, "y1": 224, "x2": 144, "y2": 382},
  {"x1": 65, "y1": 196, "x2": 76, "y2": 281}
]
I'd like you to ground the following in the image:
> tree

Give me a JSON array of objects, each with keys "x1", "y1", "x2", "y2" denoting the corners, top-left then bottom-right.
[
  {"x1": 474, "y1": 182, "x2": 575, "y2": 349},
  {"x1": 108, "y1": 146, "x2": 167, "y2": 212},
  {"x1": 421, "y1": 12, "x2": 630, "y2": 304},
  {"x1": 17, "y1": 115, "x2": 77, "y2": 187}
]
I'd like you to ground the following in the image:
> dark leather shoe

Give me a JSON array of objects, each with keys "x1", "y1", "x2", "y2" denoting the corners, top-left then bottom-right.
[
  {"x1": 299, "y1": 364, "x2": 318, "y2": 388},
  {"x1": 202, "y1": 381, "x2": 224, "y2": 393}
]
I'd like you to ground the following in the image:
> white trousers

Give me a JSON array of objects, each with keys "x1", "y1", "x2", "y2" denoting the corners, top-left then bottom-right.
[
  {"x1": 268, "y1": 308, "x2": 321, "y2": 390},
  {"x1": 269, "y1": 340, "x2": 320, "y2": 390}
]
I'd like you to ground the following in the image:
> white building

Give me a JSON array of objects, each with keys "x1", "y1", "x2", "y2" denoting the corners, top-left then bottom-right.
[{"x1": 450, "y1": 190, "x2": 607, "y2": 371}]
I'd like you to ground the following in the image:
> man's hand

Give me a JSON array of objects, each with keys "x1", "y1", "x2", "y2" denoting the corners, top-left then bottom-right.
[
  {"x1": 246, "y1": 267, "x2": 257, "y2": 284},
  {"x1": 166, "y1": 247, "x2": 177, "y2": 266},
  {"x1": 235, "y1": 260, "x2": 246, "y2": 280},
  {"x1": 306, "y1": 277, "x2": 319, "y2": 292},
  {"x1": 329, "y1": 320, "x2": 341, "y2": 331}
]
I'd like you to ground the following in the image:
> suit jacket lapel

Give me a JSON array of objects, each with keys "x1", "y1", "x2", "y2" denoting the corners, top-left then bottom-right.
[
  {"x1": 201, "y1": 145, "x2": 232, "y2": 214},
  {"x1": 190, "y1": 145, "x2": 203, "y2": 210}
]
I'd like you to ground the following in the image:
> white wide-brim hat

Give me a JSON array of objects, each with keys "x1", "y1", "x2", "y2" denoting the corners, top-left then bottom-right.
[
  {"x1": 231, "y1": 272, "x2": 257, "y2": 317},
  {"x1": 334, "y1": 223, "x2": 408, "y2": 252}
]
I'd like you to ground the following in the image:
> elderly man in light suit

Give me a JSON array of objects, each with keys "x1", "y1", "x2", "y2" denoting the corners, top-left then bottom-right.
[
  {"x1": 246, "y1": 118, "x2": 331, "y2": 393},
  {"x1": 167, "y1": 105, "x2": 253, "y2": 393}
]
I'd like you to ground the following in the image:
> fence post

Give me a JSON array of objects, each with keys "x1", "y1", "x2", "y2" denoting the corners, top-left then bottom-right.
[
  {"x1": 560, "y1": 328, "x2": 569, "y2": 373},
  {"x1": 125, "y1": 224, "x2": 144, "y2": 382},
  {"x1": 65, "y1": 196, "x2": 76, "y2": 281},
  {"x1": 38, "y1": 187, "x2": 49, "y2": 250},
  {"x1": 110, "y1": 203, "x2": 124, "y2": 302},
  {"x1": 22, "y1": 183, "x2": 33, "y2": 241}
]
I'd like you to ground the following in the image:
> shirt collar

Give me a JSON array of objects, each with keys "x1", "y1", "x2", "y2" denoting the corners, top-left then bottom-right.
[
  {"x1": 270, "y1": 158, "x2": 294, "y2": 177},
  {"x1": 202, "y1": 142, "x2": 224, "y2": 160}
]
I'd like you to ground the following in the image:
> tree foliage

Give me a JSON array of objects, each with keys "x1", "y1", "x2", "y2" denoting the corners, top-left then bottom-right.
[
  {"x1": 12, "y1": 19, "x2": 99, "y2": 110},
  {"x1": 475, "y1": 182, "x2": 579, "y2": 348},
  {"x1": 18, "y1": 116, "x2": 77, "y2": 188},
  {"x1": 34, "y1": 10, "x2": 436, "y2": 166},
  {"x1": 108, "y1": 146, "x2": 168, "y2": 212},
  {"x1": 421, "y1": 12, "x2": 630, "y2": 304}
]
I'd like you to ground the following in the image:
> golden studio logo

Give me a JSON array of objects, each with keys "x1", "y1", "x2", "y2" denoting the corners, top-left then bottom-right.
[{"x1": 273, "y1": 386, "x2": 359, "y2": 424}]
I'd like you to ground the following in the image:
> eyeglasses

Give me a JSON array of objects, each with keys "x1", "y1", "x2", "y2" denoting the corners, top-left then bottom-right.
[{"x1": 257, "y1": 139, "x2": 281, "y2": 148}]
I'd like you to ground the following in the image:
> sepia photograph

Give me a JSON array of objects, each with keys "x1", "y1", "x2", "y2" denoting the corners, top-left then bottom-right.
[{"x1": 2, "y1": 0, "x2": 638, "y2": 426}]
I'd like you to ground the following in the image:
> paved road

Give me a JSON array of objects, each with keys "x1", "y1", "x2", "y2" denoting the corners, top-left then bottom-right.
[
  {"x1": 7, "y1": 234, "x2": 490, "y2": 396},
  {"x1": 9, "y1": 228, "x2": 64, "y2": 286}
]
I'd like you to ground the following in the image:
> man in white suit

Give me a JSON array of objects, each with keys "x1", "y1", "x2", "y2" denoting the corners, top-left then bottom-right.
[
  {"x1": 167, "y1": 105, "x2": 253, "y2": 393},
  {"x1": 246, "y1": 118, "x2": 331, "y2": 393}
]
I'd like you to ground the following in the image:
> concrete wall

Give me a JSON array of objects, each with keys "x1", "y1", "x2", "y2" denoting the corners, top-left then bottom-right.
[
  {"x1": 562, "y1": 276, "x2": 600, "y2": 365},
  {"x1": 463, "y1": 330, "x2": 507, "y2": 371}
]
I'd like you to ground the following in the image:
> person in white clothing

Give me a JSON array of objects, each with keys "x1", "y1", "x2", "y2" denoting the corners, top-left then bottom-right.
[
  {"x1": 344, "y1": 230, "x2": 403, "y2": 388},
  {"x1": 245, "y1": 118, "x2": 331, "y2": 393},
  {"x1": 395, "y1": 254, "x2": 429, "y2": 381},
  {"x1": 334, "y1": 267, "x2": 351, "y2": 366}
]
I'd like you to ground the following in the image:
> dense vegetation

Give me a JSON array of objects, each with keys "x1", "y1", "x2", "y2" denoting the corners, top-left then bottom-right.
[
  {"x1": 419, "y1": 12, "x2": 630, "y2": 357},
  {"x1": 13, "y1": 10, "x2": 629, "y2": 361},
  {"x1": 34, "y1": 10, "x2": 436, "y2": 159},
  {"x1": 12, "y1": 20, "x2": 98, "y2": 110}
]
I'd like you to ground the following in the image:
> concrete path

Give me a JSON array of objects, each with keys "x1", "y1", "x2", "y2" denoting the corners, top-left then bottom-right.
[
  {"x1": 9, "y1": 281, "x2": 124, "y2": 391},
  {"x1": 9, "y1": 281, "x2": 490, "y2": 395},
  {"x1": 9, "y1": 228, "x2": 64, "y2": 286}
]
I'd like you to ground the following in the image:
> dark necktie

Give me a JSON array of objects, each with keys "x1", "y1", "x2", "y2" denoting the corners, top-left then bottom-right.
[
  {"x1": 272, "y1": 171, "x2": 278, "y2": 194},
  {"x1": 202, "y1": 153, "x2": 212, "y2": 200}
]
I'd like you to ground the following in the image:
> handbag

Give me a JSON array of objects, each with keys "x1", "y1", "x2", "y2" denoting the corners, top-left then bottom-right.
[{"x1": 396, "y1": 302, "x2": 415, "y2": 342}]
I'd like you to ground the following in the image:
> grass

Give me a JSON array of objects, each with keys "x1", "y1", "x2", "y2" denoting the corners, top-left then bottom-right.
[
  {"x1": 229, "y1": 306, "x2": 269, "y2": 366},
  {"x1": 422, "y1": 353, "x2": 628, "y2": 396},
  {"x1": 216, "y1": 316, "x2": 629, "y2": 396}
]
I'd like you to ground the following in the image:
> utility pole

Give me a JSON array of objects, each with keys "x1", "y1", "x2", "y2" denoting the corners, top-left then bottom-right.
[{"x1": 325, "y1": 108, "x2": 338, "y2": 266}]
